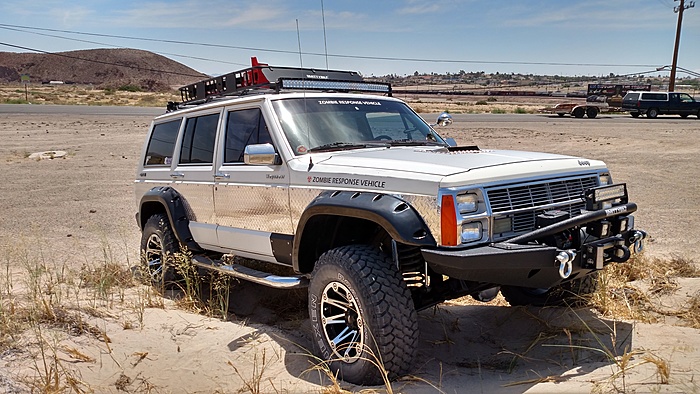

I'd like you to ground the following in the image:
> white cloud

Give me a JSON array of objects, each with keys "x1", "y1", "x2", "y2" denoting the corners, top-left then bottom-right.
[
  {"x1": 399, "y1": 3, "x2": 441, "y2": 15},
  {"x1": 499, "y1": 1, "x2": 672, "y2": 30},
  {"x1": 111, "y1": 0, "x2": 290, "y2": 29},
  {"x1": 0, "y1": 1, "x2": 94, "y2": 27}
]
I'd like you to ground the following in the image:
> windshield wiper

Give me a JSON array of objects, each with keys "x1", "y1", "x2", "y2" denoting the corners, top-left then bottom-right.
[{"x1": 308, "y1": 141, "x2": 388, "y2": 152}]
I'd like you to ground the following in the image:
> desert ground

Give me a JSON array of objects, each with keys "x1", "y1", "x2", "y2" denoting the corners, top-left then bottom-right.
[{"x1": 1, "y1": 103, "x2": 700, "y2": 393}]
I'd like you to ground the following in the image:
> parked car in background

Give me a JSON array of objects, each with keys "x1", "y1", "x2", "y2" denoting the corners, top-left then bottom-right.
[{"x1": 621, "y1": 91, "x2": 700, "y2": 118}]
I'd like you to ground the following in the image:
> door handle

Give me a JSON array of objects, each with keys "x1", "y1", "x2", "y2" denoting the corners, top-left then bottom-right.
[
  {"x1": 214, "y1": 172, "x2": 231, "y2": 179},
  {"x1": 170, "y1": 172, "x2": 185, "y2": 179}
]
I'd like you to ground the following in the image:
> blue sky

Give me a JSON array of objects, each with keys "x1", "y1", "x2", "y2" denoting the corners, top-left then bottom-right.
[{"x1": 0, "y1": 0, "x2": 698, "y2": 78}]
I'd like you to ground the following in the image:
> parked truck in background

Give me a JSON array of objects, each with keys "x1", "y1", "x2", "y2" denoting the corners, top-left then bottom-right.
[{"x1": 622, "y1": 91, "x2": 700, "y2": 118}]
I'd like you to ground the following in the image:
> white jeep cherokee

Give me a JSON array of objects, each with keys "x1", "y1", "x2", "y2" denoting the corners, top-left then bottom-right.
[{"x1": 135, "y1": 59, "x2": 646, "y2": 385}]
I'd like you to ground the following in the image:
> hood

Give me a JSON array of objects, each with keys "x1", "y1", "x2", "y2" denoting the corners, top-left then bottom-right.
[
  {"x1": 288, "y1": 146, "x2": 606, "y2": 195},
  {"x1": 309, "y1": 146, "x2": 598, "y2": 177}
]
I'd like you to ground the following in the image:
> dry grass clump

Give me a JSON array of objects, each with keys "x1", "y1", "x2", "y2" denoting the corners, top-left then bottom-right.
[
  {"x1": 145, "y1": 250, "x2": 240, "y2": 320},
  {"x1": 678, "y1": 294, "x2": 700, "y2": 329},
  {"x1": 589, "y1": 255, "x2": 700, "y2": 324},
  {"x1": 0, "y1": 240, "x2": 147, "y2": 392}
]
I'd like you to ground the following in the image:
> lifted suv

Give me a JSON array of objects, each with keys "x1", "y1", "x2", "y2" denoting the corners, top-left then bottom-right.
[{"x1": 135, "y1": 58, "x2": 646, "y2": 385}]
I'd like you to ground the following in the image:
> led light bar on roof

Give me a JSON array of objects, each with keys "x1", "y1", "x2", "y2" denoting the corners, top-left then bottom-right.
[{"x1": 278, "y1": 78, "x2": 391, "y2": 94}]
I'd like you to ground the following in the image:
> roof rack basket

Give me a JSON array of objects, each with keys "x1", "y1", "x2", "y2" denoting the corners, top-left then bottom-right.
[{"x1": 177, "y1": 57, "x2": 391, "y2": 106}]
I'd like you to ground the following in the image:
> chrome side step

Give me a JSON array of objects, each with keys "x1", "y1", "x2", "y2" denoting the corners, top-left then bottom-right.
[{"x1": 191, "y1": 255, "x2": 309, "y2": 289}]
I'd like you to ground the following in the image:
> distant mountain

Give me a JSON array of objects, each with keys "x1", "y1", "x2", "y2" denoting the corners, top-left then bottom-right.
[{"x1": 0, "y1": 48, "x2": 208, "y2": 91}]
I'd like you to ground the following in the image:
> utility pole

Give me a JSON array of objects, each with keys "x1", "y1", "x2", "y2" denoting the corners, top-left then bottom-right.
[{"x1": 669, "y1": 0, "x2": 695, "y2": 91}]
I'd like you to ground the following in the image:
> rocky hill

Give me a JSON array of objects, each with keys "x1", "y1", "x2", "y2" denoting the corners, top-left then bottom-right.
[{"x1": 0, "y1": 48, "x2": 208, "y2": 91}]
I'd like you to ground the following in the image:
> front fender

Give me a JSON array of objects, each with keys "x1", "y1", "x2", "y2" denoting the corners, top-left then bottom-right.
[{"x1": 293, "y1": 191, "x2": 436, "y2": 271}]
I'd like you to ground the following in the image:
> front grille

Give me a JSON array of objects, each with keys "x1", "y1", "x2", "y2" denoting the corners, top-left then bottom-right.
[{"x1": 486, "y1": 175, "x2": 598, "y2": 237}]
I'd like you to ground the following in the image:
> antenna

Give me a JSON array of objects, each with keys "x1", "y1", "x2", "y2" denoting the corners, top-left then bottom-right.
[
  {"x1": 296, "y1": 19, "x2": 311, "y2": 161},
  {"x1": 321, "y1": 0, "x2": 329, "y2": 69},
  {"x1": 296, "y1": 19, "x2": 303, "y2": 68}
]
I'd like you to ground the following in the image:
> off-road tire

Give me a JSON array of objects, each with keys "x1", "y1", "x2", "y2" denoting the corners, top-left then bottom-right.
[
  {"x1": 140, "y1": 213, "x2": 180, "y2": 287},
  {"x1": 501, "y1": 272, "x2": 598, "y2": 307},
  {"x1": 647, "y1": 108, "x2": 659, "y2": 119},
  {"x1": 308, "y1": 245, "x2": 418, "y2": 385}
]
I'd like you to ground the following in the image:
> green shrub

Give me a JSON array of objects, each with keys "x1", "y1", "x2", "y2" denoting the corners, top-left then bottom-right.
[
  {"x1": 491, "y1": 108, "x2": 506, "y2": 114},
  {"x1": 514, "y1": 107, "x2": 528, "y2": 114},
  {"x1": 475, "y1": 100, "x2": 488, "y2": 105},
  {"x1": 3, "y1": 99, "x2": 29, "y2": 104}
]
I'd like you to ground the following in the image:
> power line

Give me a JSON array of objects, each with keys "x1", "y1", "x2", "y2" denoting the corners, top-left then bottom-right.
[
  {"x1": 0, "y1": 25, "x2": 248, "y2": 67},
  {"x1": 0, "y1": 23, "x2": 660, "y2": 69}
]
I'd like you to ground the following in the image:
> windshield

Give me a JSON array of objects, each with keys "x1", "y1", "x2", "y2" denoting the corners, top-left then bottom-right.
[{"x1": 271, "y1": 97, "x2": 445, "y2": 154}]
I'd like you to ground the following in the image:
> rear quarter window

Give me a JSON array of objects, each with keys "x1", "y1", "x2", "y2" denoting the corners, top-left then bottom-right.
[{"x1": 145, "y1": 119, "x2": 182, "y2": 166}]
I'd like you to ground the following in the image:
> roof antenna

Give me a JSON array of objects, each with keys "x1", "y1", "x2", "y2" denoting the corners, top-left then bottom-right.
[
  {"x1": 321, "y1": 0, "x2": 329, "y2": 69},
  {"x1": 296, "y1": 19, "x2": 303, "y2": 68}
]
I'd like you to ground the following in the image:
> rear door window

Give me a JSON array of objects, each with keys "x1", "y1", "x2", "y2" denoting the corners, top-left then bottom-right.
[
  {"x1": 180, "y1": 113, "x2": 219, "y2": 164},
  {"x1": 144, "y1": 119, "x2": 181, "y2": 166}
]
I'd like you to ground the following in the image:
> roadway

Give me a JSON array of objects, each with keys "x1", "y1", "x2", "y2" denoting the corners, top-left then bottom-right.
[
  {"x1": 1, "y1": 103, "x2": 698, "y2": 125},
  {"x1": 0, "y1": 103, "x2": 165, "y2": 116}
]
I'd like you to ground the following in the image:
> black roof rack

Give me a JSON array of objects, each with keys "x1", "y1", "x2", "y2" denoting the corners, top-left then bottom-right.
[{"x1": 169, "y1": 57, "x2": 391, "y2": 110}]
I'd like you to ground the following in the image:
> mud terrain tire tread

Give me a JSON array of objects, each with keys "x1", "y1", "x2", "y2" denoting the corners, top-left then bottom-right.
[
  {"x1": 308, "y1": 245, "x2": 418, "y2": 385},
  {"x1": 140, "y1": 213, "x2": 180, "y2": 287}
]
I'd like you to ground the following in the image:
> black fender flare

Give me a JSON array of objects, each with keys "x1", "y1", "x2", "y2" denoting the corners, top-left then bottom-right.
[
  {"x1": 292, "y1": 191, "x2": 436, "y2": 271},
  {"x1": 137, "y1": 186, "x2": 202, "y2": 252}
]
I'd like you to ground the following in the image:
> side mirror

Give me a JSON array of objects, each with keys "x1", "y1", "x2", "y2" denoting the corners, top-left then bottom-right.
[
  {"x1": 244, "y1": 143, "x2": 281, "y2": 165},
  {"x1": 435, "y1": 112, "x2": 453, "y2": 127}
]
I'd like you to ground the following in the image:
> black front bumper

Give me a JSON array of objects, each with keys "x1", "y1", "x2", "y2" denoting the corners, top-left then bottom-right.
[{"x1": 421, "y1": 203, "x2": 646, "y2": 289}]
